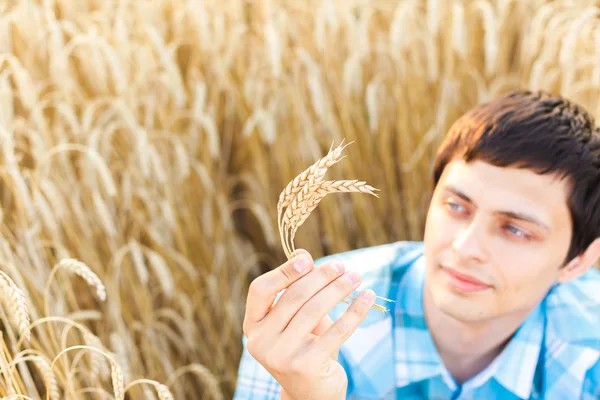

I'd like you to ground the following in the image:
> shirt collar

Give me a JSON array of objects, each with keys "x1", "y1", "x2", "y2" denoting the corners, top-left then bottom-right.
[{"x1": 392, "y1": 254, "x2": 544, "y2": 399}]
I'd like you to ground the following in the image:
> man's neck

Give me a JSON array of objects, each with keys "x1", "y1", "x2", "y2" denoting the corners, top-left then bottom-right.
[{"x1": 422, "y1": 286, "x2": 527, "y2": 384}]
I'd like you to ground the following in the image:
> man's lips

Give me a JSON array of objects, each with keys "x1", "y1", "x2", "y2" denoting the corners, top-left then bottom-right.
[{"x1": 441, "y1": 265, "x2": 492, "y2": 292}]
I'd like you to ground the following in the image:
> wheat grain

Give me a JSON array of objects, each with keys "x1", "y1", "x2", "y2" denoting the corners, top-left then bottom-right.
[{"x1": 0, "y1": 271, "x2": 30, "y2": 341}]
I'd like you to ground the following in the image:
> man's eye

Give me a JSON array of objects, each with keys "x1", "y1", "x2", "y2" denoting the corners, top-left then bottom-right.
[
  {"x1": 505, "y1": 224, "x2": 527, "y2": 238},
  {"x1": 446, "y1": 201, "x2": 465, "y2": 213}
]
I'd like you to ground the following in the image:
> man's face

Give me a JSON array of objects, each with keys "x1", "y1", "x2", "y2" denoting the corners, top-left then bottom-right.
[{"x1": 423, "y1": 159, "x2": 573, "y2": 323}]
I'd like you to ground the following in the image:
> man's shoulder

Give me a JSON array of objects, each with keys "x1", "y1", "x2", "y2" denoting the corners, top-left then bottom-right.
[
  {"x1": 544, "y1": 268, "x2": 600, "y2": 349},
  {"x1": 314, "y1": 240, "x2": 425, "y2": 276},
  {"x1": 541, "y1": 269, "x2": 600, "y2": 395}
]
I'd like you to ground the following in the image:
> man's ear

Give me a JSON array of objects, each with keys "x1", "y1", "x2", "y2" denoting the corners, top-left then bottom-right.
[{"x1": 557, "y1": 237, "x2": 600, "y2": 283}]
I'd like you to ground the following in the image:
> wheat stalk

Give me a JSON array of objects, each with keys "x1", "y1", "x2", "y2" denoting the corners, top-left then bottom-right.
[{"x1": 277, "y1": 141, "x2": 392, "y2": 312}]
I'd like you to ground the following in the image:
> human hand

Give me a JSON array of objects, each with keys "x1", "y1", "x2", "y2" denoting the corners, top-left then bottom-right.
[{"x1": 243, "y1": 249, "x2": 376, "y2": 400}]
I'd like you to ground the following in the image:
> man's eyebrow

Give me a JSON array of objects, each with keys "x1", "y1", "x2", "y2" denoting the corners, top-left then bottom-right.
[
  {"x1": 442, "y1": 185, "x2": 474, "y2": 204},
  {"x1": 441, "y1": 184, "x2": 550, "y2": 232},
  {"x1": 495, "y1": 210, "x2": 550, "y2": 232}
]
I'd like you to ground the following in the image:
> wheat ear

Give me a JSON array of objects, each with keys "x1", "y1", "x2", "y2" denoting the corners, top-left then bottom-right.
[
  {"x1": 276, "y1": 141, "x2": 393, "y2": 312},
  {"x1": 277, "y1": 140, "x2": 349, "y2": 244},
  {"x1": 0, "y1": 271, "x2": 31, "y2": 341},
  {"x1": 157, "y1": 384, "x2": 175, "y2": 400},
  {"x1": 31, "y1": 356, "x2": 60, "y2": 400},
  {"x1": 111, "y1": 361, "x2": 125, "y2": 400},
  {"x1": 43, "y1": 258, "x2": 106, "y2": 317}
]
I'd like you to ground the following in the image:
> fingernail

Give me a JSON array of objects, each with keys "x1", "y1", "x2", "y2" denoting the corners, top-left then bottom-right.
[
  {"x1": 360, "y1": 290, "x2": 375, "y2": 303},
  {"x1": 344, "y1": 270, "x2": 361, "y2": 284},
  {"x1": 293, "y1": 255, "x2": 311, "y2": 273},
  {"x1": 331, "y1": 261, "x2": 344, "y2": 274}
]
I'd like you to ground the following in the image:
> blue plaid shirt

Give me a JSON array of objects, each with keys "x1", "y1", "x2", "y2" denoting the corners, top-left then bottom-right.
[{"x1": 234, "y1": 241, "x2": 600, "y2": 399}]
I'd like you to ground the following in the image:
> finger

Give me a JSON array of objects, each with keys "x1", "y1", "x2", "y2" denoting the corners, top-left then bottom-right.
[
  {"x1": 245, "y1": 250, "x2": 314, "y2": 324},
  {"x1": 283, "y1": 268, "x2": 363, "y2": 342},
  {"x1": 266, "y1": 249, "x2": 313, "y2": 314},
  {"x1": 311, "y1": 315, "x2": 333, "y2": 336},
  {"x1": 312, "y1": 289, "x2": 376, "y2": 359},
  {"x1": 264, "y1": 260, "x2": 345, "y2": 333},
  {"x1": 311, "y1": 316, "x2": 337, "y2": 361}
]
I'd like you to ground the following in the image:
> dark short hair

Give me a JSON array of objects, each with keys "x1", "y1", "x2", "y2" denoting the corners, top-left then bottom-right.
[{"x1": 433, "y1": 90, "x2": 600, "y2": 264}]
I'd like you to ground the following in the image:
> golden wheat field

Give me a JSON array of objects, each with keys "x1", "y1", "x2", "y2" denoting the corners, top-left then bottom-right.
[{"x1": 0, "y1": 0, "x2": 598, "y2": 398}]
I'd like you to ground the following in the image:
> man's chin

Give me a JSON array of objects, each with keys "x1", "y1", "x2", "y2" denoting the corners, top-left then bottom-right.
[{"x1": 432, "y1": 291, "x2": 493, "y2": 323}]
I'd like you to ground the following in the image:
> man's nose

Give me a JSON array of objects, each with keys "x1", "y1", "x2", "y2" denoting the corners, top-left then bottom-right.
[{"x1": 452, "y1": 218, "x2": 487, "y2": 264}]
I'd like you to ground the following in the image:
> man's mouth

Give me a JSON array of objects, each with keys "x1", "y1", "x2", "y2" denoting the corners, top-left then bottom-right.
[{"x1": 440, "y1": 264, "x2": 492, "y2": 293}]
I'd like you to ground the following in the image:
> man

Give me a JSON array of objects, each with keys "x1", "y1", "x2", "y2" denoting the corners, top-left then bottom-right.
[{"x1": 233, "y1": 90, "x2": 600, "y2": 399}]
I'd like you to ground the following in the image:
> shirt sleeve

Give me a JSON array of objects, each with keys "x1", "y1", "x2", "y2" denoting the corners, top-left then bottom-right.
[
  {"x1": 581, "y1": 358, "x2": 600, "y2": 400},
  {"x1": 232, "y1": 335, "x2": 282, "y2": 400}
]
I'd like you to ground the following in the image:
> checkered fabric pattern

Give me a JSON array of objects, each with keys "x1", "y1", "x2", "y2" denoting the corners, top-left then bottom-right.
[{"x1": 233, "y1": 241, "x2": 600, "y2": 399}]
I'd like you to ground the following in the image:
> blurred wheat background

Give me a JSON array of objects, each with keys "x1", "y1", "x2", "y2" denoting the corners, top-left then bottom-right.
[{"x1": 0, "y1": 0, "x2": 598, "y2": 398}]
